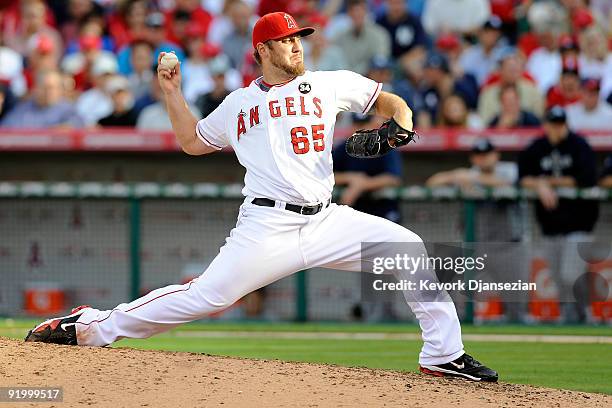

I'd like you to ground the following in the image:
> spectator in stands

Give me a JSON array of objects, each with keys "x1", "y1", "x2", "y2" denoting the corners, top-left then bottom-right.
[
  {"x1": 98, "y1": 75, "x2": 138, "y2": 127},
  {"x1": 489, "y1": 84, "x2": 541, "y2": 128},
  {"x1": 417, "y1": 52, "x2": 479, "y2": 129},
  {"x1": 136, "y1": 64, "x2": 200, "y2": 130},
  {"x1": 599, "y1": 155, "x2": 612, "y2": 188},
  {"x1": 519, "y1": 106, "x2": 598, "y2": 219},
  {"x1": 57, "y1": 0, "x2": 106, "y2": 46},
  {"x1": 208, "y1": 0, "x2": 259, "y2": 46},
  {"x1": 1, "y1": 70, "x2": 84, "y2": 128},
  {"x1": 422, "y1": 0, "x2": 491, "y2": 36},
  {"x1": 21, "y1": 34, "x2": 60, "y2": 95},
  {"x1": 4, "y1": 0, "x2": 63, "y2": 64},
  {"x1": 566, "y1": 79, "x2": 612, "y2": 130},
  {"x1": 375, "y1": 0, "x2": 428, "y2": 60},
  {"x1": 561, "y1": 0, "x2": 596, "y2": 33},
  {"x1": 478, "y1": 52, "x2": 544, "y2": 124},
  {"x1": 525, "y1": 23, "x2": 565, "y2": 94},
  {"x1": 166, "y1": 9, "x2": 192, "y2": 51},
  {"x1": 434, "y1": 33, "x2": 464, "y2": 78},
  {"x1": 518, "y1": 106, "x2": 598, "y2": 323},
  {"x1": 488, "y1": 0, "x2": 521, "y2": 44},
  {"x1": 578, "y1": 26, "x2": 612, "y2": 95},
  {"x1": 164, "y1": 0, "x2": 212, "y2": 47},
  {"x1": 333, "y1": 0, "x2": 391, "y2": 75},
  {"x1": 117, "y1": 12, "x2": 185, "y2": 76},
  {"x1": 459, "y1": 16, "x2": 510, "y2": 86},
  {"x1": 182, "y1": 29, "x2": 211, "y2": 98},
  {"x1": 427, "y1": 138, "x2": 517, "y2": 188},
  {"x1": 438, "y1": 94, "x2": 483, "y2": 129},
  {"x1": 126, "y1": 39, "x2": 155, "y2": 101},
  {"x1": 222, "y1": 1, "x2": 255, "y2": 70},
  {"x1": 107, "y1": 0, "x2": 150, "y2": 50},
  {"x1": 182, "y1": 37, "x2": 241, "y2": 104},
  {"x1": 0, "y1": 31, "x2": 27, "y2": 98},
  {"x1": 303, "y1": 18, "x2": 347, "y2": 72},
  {"x1": 61, "y1": 34, "x2": 117, "y2": 91},
  {"x1": 64, "y1": 12, "x2": 115, "y2": 55},
  {"x1": 194, "y1": 55, "x2": 232, "y2": 118},
  {"x1": 75, "y1": 56, "x2": 118, "y2": 126},
  {"x1": 546, "y1": 62, "x2": 582, "y2": 108},
  {"x1": 517, "y1": 2, "x2": 559, "y2": 57},
  {"x1": 578, "y1": 26, "x2": 612, "y2": 79}
]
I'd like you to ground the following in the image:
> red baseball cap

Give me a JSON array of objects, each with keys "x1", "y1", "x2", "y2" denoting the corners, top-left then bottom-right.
[
  {"x1": 572, "y1": 9, "x2": 594, "y2": 31},
  {"x1": 252, "y1": 12, "x2": 315, "y2": 49},
  {"x1": 36, "y1": 34, "x2": 55, "y2": 54},
  {"x1": 436, "y1": 33, "x2": 460, "y2": 51},
  {"x1": 80, "y1": 34, "x2": 102, "y2": 51}
]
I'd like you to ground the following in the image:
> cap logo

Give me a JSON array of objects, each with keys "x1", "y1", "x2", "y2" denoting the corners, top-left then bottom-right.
[{"x1": 284, "y1": 13, "x2": 296, "y2": 29}]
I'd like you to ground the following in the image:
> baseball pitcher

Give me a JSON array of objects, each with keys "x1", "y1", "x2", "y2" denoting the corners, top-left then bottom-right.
[{"x1": 25, "y1": 12, "x2": 497, "y2": 382}]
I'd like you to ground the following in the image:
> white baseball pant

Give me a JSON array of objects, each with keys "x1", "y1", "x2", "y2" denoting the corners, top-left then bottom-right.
[{"x1": 75, "y1": 199, "x2": 465, "y2": 365}]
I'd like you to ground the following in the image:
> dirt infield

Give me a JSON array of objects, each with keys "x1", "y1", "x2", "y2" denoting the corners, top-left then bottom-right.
[{"x1": 1, "y1": 337, "x2": 609, "y2": 408}]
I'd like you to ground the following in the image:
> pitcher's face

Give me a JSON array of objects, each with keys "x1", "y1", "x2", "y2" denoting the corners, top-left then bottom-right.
[{"x1": 265, "y1": 36, "x2": 305, "y2": 76}]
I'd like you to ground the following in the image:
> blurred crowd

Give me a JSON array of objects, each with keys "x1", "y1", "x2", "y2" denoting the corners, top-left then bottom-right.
[{"x1": 0, "y1": 0, "x2": 611, "y2": 130}]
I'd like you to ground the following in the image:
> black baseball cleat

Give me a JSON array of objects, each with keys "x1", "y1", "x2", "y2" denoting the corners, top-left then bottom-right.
[
  {"x1": 419, "y1": 353, "x2": 498, "y2": 382},
  {"x1": 24, "y1": 305, "x2": 91, "y2": 345}
]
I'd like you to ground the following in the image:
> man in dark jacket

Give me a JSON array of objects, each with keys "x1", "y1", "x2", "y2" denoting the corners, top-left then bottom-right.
[{"x1": 518, "y1": 105, "x2": 598, "y2": 322}]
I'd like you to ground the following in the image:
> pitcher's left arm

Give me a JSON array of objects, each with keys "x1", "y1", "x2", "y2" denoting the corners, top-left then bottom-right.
[{"x1": 345, "y1": 91, "x2": 418, "y2": 158}]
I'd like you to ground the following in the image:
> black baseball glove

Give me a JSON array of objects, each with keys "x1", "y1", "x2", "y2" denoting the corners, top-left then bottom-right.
[{"x1": 345, "y1": 118, "x2": 418, "y2": 158}]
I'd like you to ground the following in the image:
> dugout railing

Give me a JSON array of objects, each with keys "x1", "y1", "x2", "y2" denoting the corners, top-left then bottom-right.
[{"x1": 1, "y1": 182, "x2": 611, "y2": 324}]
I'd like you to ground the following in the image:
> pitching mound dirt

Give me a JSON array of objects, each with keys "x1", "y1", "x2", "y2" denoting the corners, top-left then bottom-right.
[{"x1": 1, "y1": 337, "x2": 609, "y2": 407}]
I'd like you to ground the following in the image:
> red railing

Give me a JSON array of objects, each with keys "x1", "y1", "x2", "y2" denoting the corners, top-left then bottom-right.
[{"x1": 0, "y1": 127, "x2": 611, "y2": 152}]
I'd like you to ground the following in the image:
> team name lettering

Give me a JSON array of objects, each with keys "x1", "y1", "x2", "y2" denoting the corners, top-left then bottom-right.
[
  {"x1": 266, "y1": 96, "x2": 322, "y2": 119},
  {"x1": 313, "y1": 97, "x2": 322, "y2": 118},
  {"x1": 236, "y1": 110, "x2": 247, "y2": 140},
  {"x1": 249, "y1": 106, "x2": 260, "y2": 127},
  {"x1": 236, "y1": 96, "x2": 324, "y2": 140},
  {"x1": 269, "y1": 100, "x2": 281, "y2": 118},
  {"x1": 299, "y1": 96, "x2": 309, "y2": 115},
  {"x1": 285, "y1": 97, "x2": 296, "y2": 116}
]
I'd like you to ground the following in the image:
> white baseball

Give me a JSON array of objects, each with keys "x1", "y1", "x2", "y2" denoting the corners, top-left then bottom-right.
[{"x1": 160, "y1": 52, "x2": 179, "y2": 69}]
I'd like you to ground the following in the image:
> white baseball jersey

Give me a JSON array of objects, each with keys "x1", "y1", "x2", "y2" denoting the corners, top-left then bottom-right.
[
  {"x1": 73, "y1": 70, "x2": 465, "y2": 368},
  {"x1": 195, "y1": 70, "x2": 382, "y2": 204}
]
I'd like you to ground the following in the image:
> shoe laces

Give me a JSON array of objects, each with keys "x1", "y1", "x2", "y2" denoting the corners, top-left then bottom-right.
[{"x1": 461, "y1": 354, "x2": 481, "y2": 367}]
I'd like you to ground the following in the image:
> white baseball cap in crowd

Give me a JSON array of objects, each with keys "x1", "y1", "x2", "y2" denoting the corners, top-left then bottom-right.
[
  {"x1": 208, "y1": 55, "x2": 231, "y2": 76},
  {"x1": 105, "y1": 75, "x2": 131, "y2": 94},
  {"x1": 92, "y1": 55, "x2": 119, "y2": 77}
]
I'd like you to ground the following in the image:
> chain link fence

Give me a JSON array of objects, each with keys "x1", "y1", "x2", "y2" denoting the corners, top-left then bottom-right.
[{"x1": 1, "y1": 182, "x2": 610, "y2": 323}]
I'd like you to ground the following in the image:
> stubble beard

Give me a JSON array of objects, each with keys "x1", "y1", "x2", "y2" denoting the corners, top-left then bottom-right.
[{"x1": 269, "y1": 50, "x2": 305, "y2": 77}]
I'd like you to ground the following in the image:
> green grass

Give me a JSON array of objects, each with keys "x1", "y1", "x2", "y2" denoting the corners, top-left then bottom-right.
[
  {"x1": 5, "y1": 319, "x2": 612, "y2": 335},
  {"x1": 3, "y1": 320, "x2": 611, "y2": 394}
]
